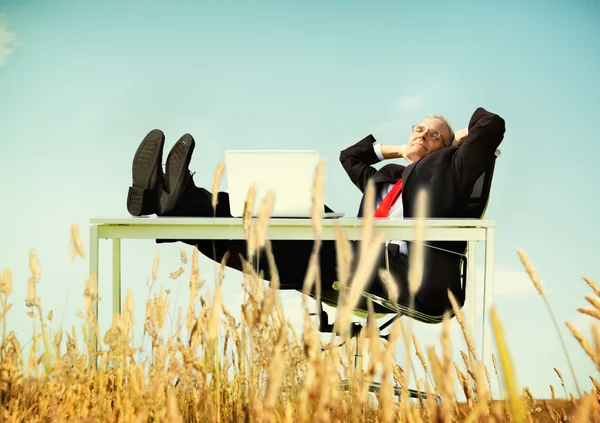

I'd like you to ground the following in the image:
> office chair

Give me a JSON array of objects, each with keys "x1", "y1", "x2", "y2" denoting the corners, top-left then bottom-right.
[{"x1": 307, "y1": 152, "x2": 499, "y2": 403}]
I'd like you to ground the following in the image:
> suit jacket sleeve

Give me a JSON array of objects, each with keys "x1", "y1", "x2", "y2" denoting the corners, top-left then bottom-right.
[
  {"x1": 452, "y1": 107, "x2": 506, "y2": 189},
  {"x1": 339, "y1": 134, "x2": 382, "y2": 193}
]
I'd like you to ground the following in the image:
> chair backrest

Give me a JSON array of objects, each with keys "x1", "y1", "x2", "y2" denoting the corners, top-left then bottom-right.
[
  {"x1": 464, "y1": 150, "x2": 499, "y2": 219},
  {"x1": 450, "y1": 150, "x2": 499, "y2": 310}
]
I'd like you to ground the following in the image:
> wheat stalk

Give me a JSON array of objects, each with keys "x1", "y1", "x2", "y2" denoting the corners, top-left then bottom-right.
[
  {"x1": 69, "y1": 224, "x2": 86, "y2": 260},
  {"x1": 360, "y1": 179, "x2": 376, "y2": 260},
  {"x1": 448, "y1": 290, "x2": 477, "y2": 363},
  {"x1": 311, "y1": 159, "x2": 326, "y2": 241},
  {"x1": 336, "y1": 231, "x2": 385, "y2": 338},
  {"x1": 553, "y1": 367, "x2": 569, "y2": 399},
  {"x1": 490, "y1": 306, "x2": 525, "y2": 422},
  {"x1": 408, "y1": 189, "x2": 428, "y2": 296},
  {"x1": 242, "y1": 184, "x2": 257, "y2": 259},
  {"x1": 412, "y1": 333, "x2": 428, "y2": 375},
  {"x1": 3, "y1": 223, "x2": 600, "y2": 421},
  {"x1": 517, "y1": 248, "x2": 582, "y2": 397},
  {"x1": 583, "y1": 294, "x2": 600, "y2": 312},
  {"x1": 565, "y1": 321, "x2": 599, "y2": 370},
  {"x1": 583, "y1": 276, "x2": 600, "y2": 297},
  {"x1": 211, "y1": 161, "x2": 225, "y2": 211},
  {"x1": 572, "y1": 393, "x2": 596, "y2": 422},
  {"x1": 579, "y1": 307, "x2": 600, "y2": 320},
  {"x1": 378, "y1": 268, "x2": 400, "y2": 302},
  {"x1": 264, "y1": 325, "x2": 286, "y2": 412},
  {"x1": 440, "y1": 313, "x2": 454, "y2": 423}
]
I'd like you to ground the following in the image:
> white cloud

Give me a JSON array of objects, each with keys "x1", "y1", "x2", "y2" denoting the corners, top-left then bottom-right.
[
  {"x1": 473, "y1": 265, "x2": 550, "y2": 298},
  {"x1": 398, "y1": 96, "x2": 423, "y2": 112},
  {"x1": 372, "y1": 119, "x2": 402, "y2": 135},
  {"x1": 368, "y1": 96, "x2": 422, "y2": 140},
  {"x1": 0, "y1": 25, "x2": 16, "y2": 66}
]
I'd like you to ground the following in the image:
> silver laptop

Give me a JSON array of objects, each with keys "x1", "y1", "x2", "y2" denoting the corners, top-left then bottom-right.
[{"x1": 224, "y1": 150, "x2": 344, "y2": 219}]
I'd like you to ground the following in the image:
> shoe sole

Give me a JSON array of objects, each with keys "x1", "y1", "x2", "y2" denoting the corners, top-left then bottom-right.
[
  {"x1": 158, "y1": 134, "x2": 195, "y2": 215},
  {"x1": 127, "y1": 129, "x2": 165, "y2": 216}
]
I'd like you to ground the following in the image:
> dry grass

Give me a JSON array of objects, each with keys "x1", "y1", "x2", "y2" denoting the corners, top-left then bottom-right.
[{"x1": 0, "y1": 164, "x2": 598, "y2": 422}]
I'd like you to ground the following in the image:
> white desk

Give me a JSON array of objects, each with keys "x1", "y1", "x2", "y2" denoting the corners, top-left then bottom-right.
[{"x1": 89, "y1": 217, "x2": 495, "y2": 363}]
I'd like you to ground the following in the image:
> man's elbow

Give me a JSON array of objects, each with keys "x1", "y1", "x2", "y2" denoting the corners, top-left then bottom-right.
[
  {"x1": 490, "y1": 113, "x2": 506, "y2": 138},
  {"x1": 471, "y1": 107, "x2": 506, "y2": 136},
  {"x1": 339, "y1": 148, "x2": 349, "y2": 165}
]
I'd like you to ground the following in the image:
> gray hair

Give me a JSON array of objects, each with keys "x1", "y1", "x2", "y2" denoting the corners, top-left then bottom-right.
[{"x1": 426, "y1": 114, "x2": 455, "y2": 147}]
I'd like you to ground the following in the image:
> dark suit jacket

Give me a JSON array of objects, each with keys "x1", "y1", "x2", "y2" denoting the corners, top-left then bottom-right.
[{"x1": 339, "y1": 107, "x2": 506, "y2": 314}]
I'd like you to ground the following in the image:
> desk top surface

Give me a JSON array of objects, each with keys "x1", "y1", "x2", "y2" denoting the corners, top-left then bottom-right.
[{"x1": 90, "y1": 216, "x2": 495, "y2": 228}]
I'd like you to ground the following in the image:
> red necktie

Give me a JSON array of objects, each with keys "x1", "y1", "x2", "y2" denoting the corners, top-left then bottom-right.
[{"x1": 373, "y1": 179, "x2": 403, "y2": 218}]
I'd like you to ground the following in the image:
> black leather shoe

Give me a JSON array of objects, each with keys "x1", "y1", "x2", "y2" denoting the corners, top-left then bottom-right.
[
  {"x1": 127, "y1": 129, "x2": 165, "y2": 216},
  {"x1": 157, "y1": 133, "x2": 195, "y2": 215}
]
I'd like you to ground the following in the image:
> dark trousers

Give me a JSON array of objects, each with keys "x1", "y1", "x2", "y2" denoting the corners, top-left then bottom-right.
[{"x1": 155, "y1": 180, "x2": 421, "y2": 313}]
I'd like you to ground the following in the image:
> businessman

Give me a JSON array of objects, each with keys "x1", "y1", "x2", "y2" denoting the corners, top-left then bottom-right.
[{"x1": 126, "y1": 107, "x2": 505, "y2": 316}]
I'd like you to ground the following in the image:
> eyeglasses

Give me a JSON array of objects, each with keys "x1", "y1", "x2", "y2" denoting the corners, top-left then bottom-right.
[{"x1": 412, "y1": 125, "x2": 444, "y2": 141}]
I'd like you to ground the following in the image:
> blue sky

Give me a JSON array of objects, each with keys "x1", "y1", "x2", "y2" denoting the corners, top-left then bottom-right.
[{"x1": 1, "y1": 0, "x2": 599, "y2": 399}]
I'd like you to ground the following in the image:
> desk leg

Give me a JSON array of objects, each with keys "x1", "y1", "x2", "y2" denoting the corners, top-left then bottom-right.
[
  {"x1": 89, "y1": 225, "x2": 100, "y2": 363},
  {"x1": 112, "y1": 239, "x2": 122, "y2": 316},
  {"x1": 482, "y1": 228, "x2": 495, "y2": 373},
  {"x1": 466, "y1": 240, "x2": 477, "y2": 347}
]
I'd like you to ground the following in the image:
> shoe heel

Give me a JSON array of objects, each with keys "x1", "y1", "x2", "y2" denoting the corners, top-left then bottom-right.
[{"x1": 127, "y1": 186, "x2": 156, "y2": 216}]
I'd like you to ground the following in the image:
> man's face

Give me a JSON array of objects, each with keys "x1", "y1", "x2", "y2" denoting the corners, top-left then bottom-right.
[{"x1": 405, "y1": 118, "x2": 449, "y2": 162}]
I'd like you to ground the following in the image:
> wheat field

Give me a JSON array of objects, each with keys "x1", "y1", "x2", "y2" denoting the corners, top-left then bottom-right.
[{"x1": 0, "y1": 164, "x2": 598, "y2": 422}]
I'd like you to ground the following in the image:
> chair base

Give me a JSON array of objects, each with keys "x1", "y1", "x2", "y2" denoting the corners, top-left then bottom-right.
[{"x1": 340, "y1": 380, "x2": 442, "y2": 405}]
